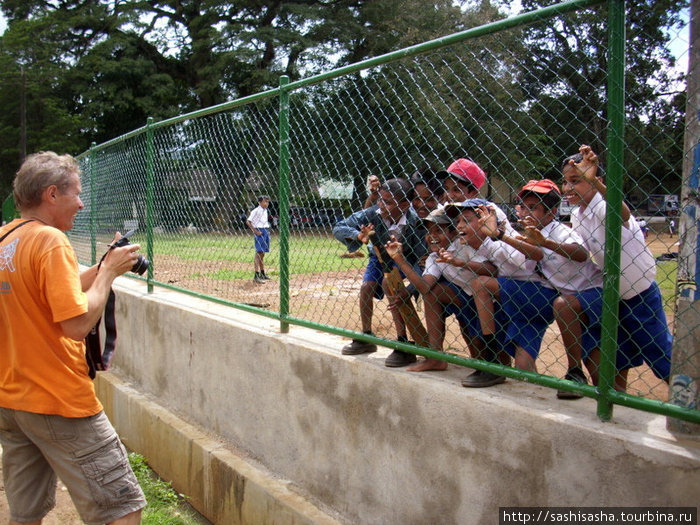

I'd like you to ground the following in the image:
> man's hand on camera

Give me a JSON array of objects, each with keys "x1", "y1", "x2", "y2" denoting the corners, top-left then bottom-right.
[{"x1": 104, "y1": 232, "x2": 141, "y2": 277}]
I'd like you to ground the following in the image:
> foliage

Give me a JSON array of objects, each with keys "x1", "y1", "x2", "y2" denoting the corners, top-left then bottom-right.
[
  {"x1": 518, "y1": 0, "x2": 686, "y2": 189},
  {"x1": 129, "y1": 452, "x2": 206, "y2": 525},
  {"x1": 0, "y1": 0, "x2": 688, "y2": 203}
]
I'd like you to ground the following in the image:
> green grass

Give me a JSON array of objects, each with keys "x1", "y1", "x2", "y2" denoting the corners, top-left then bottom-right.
[
  {"x1": 129, "y1": 453, "x2": 208, "y2": 525},
  {"x1": 656, "y1": 260, "x2": 677, "y2": 313},
  {"x1": 149, "y1": 231, "x2": 366, "y2": 279}
]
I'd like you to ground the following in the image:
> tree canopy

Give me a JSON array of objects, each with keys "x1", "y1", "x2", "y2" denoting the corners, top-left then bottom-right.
[{"x1": 0, "y1": 0, "x2": 688, "y2": 208}]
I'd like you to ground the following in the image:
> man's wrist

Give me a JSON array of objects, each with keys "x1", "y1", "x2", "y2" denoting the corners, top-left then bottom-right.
[{"x1": 493, "y1": 227, "x2": 505, "y2": 240}]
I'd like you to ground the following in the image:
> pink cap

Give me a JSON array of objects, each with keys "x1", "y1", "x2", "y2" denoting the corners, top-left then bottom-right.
[{"x1": 436, "y1": 159, "x2": 486, "y2": 190}]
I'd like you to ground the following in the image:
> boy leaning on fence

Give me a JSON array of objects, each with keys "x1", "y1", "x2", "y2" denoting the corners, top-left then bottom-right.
[
  {"x1": 504, "y1": 180, "x2": 604, "y2": 399},
  {"x1": 247, "y1": 195, "x2": 271, "y2": 284},
  {"x1": 433, "y1": 158, "x2": 523, "y2": 387},
  {"x1": 332, "y1": 178, "x2": 428, "y2": 367},
  {"x1": 560, "y1": 144, "x2": 672, "y2": 391}
]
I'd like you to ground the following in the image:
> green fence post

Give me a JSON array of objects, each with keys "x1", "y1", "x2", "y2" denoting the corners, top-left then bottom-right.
[
  {"x1": 279, "y1": 75, "x2": 291, "y2": 333},
  {"x1": 89, "y1": 143, "x2": 97, "y2": 265},
  {"x1": 597, "y1": 0, "x2": 626, "y2": 421},
  {"x1": 146, "y1": 117, "x2": 155, "y2": 293}
]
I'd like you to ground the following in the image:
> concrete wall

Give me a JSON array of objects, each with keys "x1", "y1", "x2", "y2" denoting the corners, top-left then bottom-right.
[{"x1": 99, "y1": 278, "x2": 700, "y2": 525}]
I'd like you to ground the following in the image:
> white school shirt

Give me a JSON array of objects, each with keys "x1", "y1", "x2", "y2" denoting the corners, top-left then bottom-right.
[
  {"x1": 380, "y1": 209, "x2": 408, "y2": 239},
  {"x1": 476, "y1": 236, "x2": 541, "y2": 282},
  {"x1": 247, "y1": 205, "x2": 270, "y2": 228},
  {"x1": 571, "y1": 192, "x2": 655, "y2": 300},
  {"x1": 537, "y1": 221, "x2": 603, "y2": 294},
  {"x1": 422, "y1": 238, "x2": 488, "y2": 295}
]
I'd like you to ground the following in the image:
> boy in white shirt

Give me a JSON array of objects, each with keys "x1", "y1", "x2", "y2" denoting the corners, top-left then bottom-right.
[
  {"x1": 385, "y1": 204, "x2": 498, "y2": 375},
  {"x1": 246, "y1": 195, "x2": 271, "y2": 283},
  {"x1": 511, "y1": 180, "x2": 604, "y2": 398},
  {"x1": 560, "y1": 145, "x2": 672, "y2": 391},
  {"x1": 464, "y1": 181, "x2": 603, "y2": 398}
]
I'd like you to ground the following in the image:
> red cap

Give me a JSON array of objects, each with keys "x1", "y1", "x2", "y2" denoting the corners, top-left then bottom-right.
[
  {"x1": 436, "y1": 159, "x2": 486, "y2": 190},
  {"x1": 517, "y1": 179, "x2": 560, "y2": 198}
]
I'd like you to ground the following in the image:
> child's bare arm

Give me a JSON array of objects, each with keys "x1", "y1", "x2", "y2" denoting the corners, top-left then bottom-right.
[
  {"x1": 465, "y1": 260, "x2": 498, "y2": 276},
  {"x1": 574, "y1": 144, "x2": 631, "y2": 222},
  {"x1": 517, "y1": 221, "x2": 588, "y2": 262},
  {"x1": 363, "y1": 175, "x2": 381, "y2": 209},
  {"x1": 386, "y1": 238, "x2": 434, "y2": 295}
]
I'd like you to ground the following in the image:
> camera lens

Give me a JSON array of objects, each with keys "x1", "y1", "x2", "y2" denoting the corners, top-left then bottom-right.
[{"x1": 131, "y1": 255, "x2": 149, "y2": 275}]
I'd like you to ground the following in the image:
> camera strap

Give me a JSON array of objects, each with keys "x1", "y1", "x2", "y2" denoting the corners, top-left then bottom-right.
[
  {"x1": 0, "y1": 219, "x2": 35, "y2": 243},
  {"x1": 85, "y1": 250, "x2": 118, "y2": 379}
]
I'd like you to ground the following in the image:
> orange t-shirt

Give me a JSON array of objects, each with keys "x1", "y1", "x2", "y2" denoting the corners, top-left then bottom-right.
[{"x1": 0, "y1": 219, "x2": 102, "y2": 417}]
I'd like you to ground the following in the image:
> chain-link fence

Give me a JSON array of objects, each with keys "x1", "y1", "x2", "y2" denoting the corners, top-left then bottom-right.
[{"x1": 67, "y1": 0, "x2": 698, "y2": 424}]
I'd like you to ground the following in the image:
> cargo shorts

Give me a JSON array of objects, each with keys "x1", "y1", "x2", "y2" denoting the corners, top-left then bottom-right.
[{"x1": 0, "y1": 408, "x2": 146, "y2": 524}]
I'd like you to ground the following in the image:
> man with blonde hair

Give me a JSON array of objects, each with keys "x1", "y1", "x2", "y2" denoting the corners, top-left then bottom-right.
[{"x1": 0, "y1": 152, "x2": 146, "y2": 524}]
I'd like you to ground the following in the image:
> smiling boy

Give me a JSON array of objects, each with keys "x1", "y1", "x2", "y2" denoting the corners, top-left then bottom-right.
[
  {"x1": 386, "y1": 205, "x2": 496, "y2": 372},
  {"x1": 561, "y1": 145, "x2": 672, "y2": 390}
]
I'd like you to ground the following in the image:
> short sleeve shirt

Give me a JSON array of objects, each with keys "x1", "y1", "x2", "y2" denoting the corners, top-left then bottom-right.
[
  {"x1": 422, "y1": 239, "x2": 488, "y2": 295},
  {"x1": 247, "y1": 206, "x2": 270, "y2": 228},
  {"x1": 0, "y1": 220, "x2": 99, "y2": 417},
  {"x1": 538, "y1": 221, "x2": 603, "y2": 294},
  {"x1": 571, "y1": 192, "x2": 656, "y2": 299}
]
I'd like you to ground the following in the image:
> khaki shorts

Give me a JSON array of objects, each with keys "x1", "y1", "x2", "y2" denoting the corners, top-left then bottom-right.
[{"x1": 0, "y1": 408, "x2": 146, "y2": 524}]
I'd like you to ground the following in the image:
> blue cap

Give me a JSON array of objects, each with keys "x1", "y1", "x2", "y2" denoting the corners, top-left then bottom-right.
[{"x1": 443, "y1": 198, "x2": 490, "y2": 217}]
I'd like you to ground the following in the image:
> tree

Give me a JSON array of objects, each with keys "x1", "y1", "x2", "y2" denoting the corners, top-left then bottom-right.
[
  {"x1": 0, "y1": 0, "x2": 476, "y2": 212},
  {"x1": 516, "y1": 0, "x2": 687, "y2": 196}
]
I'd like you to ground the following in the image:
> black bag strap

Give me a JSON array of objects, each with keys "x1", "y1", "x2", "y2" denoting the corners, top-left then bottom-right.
[{"x1": 0, "y1": 219, "x2": 35, "y2": 243}]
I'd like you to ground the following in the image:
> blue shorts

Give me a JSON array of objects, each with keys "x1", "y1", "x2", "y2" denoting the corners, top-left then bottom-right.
[
  {"x1": 443, "y1": 281, "x2": 511, "y2": 351},
  {"x1": 443, "y1": 281, "x2": 478, "y2": 334},
  {"x1": 499, "y1": 278, "x2": 558, "y2": 359},
  {"x1": 254, "y1": 228, "x2": 270, "y2": 253},
  {"x1": 573, "y1": 287, "x2": 604, "y2": 360},
  {"x1": 617, "y1": 282, "x2": 672, "y2": 379}
]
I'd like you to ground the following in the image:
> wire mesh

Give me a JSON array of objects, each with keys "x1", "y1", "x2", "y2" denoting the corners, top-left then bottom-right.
[{"x1": 70, "y1": 2, "x2": 696, "y2": 421}]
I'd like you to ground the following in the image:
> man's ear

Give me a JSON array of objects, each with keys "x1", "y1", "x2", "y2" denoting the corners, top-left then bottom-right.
[{"x1": 42, "y1": 185, "x2": 58, "y2": 204}]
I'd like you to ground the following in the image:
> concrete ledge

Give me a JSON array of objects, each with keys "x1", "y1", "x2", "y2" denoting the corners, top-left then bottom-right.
[
  {"x1": 96, "y1": 373, "x2": 343, "y2": 525},
  {"x1": 97, "y1": 277, "x2": 700, "y2": 524}
]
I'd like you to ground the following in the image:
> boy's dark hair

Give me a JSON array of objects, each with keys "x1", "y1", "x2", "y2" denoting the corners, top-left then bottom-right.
[
  {"x1": 412, "y1": 176, "x2": 444, "y2": 198},
  {"x1": 382, "y1": 178, "x2": 413, "y2": 202},
  {"x1": 561, "y1": 153, "x2": 606, "y2": 179},
  {"x1": 519, "y1": 190, "x2": 561, "y2": 211},
  {"x1": 258, "y1": 195, "x2": 270, "y2": 202}
]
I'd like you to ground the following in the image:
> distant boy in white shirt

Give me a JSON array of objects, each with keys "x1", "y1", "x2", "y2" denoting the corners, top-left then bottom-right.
[
  {"x1": 247, "y1": 195, "x2": 271, "y2": 283},
  {"x1": 560, "y1": 145, "x2": 672, "y2": 391}
]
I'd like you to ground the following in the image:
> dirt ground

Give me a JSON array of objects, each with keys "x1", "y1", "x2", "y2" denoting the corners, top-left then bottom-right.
[{"x1": 0, "y1": 231, "x2": 680, "y2": 523}]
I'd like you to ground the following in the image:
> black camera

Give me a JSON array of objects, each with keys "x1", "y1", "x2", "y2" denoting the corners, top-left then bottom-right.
[{"x1": 111, "y1": 229, "x2": 149, "y2": 275}]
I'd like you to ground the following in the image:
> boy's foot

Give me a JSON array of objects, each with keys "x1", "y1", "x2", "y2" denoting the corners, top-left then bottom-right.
[
  {"x1": 556, "y1": 366, "x2": 587, "y2": 399},
  {"x1": 341, "y1": 339, "x2": 377, "y2": 355},
  {"x1": 407, "y1": 358, "x2": 448, "y2": 372},
  {"x1": 385, "y1": 350, "x2": 417, "y2": 367},
  {"x1": 461, "y1": 370, "x2": 505, "y2": 388},
  {"x1": 261, "y1": 272, "x2": 271, "y2": 280},
  {"x1": 253, "y1": 275, "x2": 266, "y2": 283}
]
